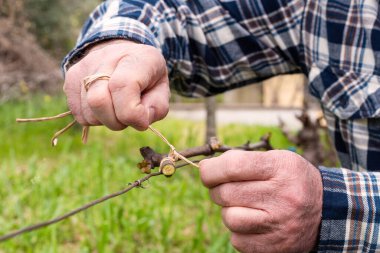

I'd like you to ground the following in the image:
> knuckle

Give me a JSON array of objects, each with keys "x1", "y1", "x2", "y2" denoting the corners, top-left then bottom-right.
[
  {"x1": 199, "y1": 170, "x2": 208, "y2": 187},
  {"x1": 283, "y1": 184, "x2": 309, "y2": 212},
  {"x1": 249, "y1": 212, "x2": 275, "y2": 233},
  {"x1": 223, "y1": 210, "x2": 241, "y2": 231},
  {"x1": 223, "y1": 150, "x2": 242, "y2": 166},
  {"x1": 82, "y1": 107, "x2": 99, "y2": 126},
  {"x1": 224, "y1": 208, "x2": 267, "y2": 234},
  {"x1": 108, "y1": 78, "x2": 124, "y2": 92},
  {"x1": 199, "y1": 160, "x2": 213, "y2": 187},
  {"x1": 250, "y1": 190, "x2": 268, "y2": 204},
  {"x1": 107, "y1": 124, "x2": 127, "y2": 131},
  {"x1": 117, "y1": 111, "x2": 136, "y2": 124},
  {"x1": 280, "y1": 149, "x2": 297, "y2": 161},
  {"x1": 260, "y1": 150, "x2": 283, "y2": 174},
  {"x1": 224, "y1": 151, "x2": 251, "y2": 177},
  {"x1": 291, "y1": 189, "x2": 309, "y2": 210},
  {"x1": 217, "y1": 185, "x2": 233, "y2": 206},
  {"x1": 119, "y1": 116, "x2": 135, "y2": 127},
  {"x1": 142, "y1": 47, "x2": 167, "y2": 75},
  {"x1": 154, "y1": 102, "x2": 169, "y2": 121},
  {"x1": 271, "y1": 149, "x2": 306, "y2": 176},
  {"x1": 269, "y1": 149, "x2": 295, "y2": 164},
  {"x1": 266, "y1": 149, "x2": 285, "y2": 161},
  {"x1": 87, "y1": 91, "x2": 107, "y2": 109},
  {"x1": 117, "y1": 110, "x2": 148, "y2": 130}
]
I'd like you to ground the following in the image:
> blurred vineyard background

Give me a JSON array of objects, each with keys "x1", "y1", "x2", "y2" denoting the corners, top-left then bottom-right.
[
  {"x1": 0, "y1": 1, "x2": 336, "y2": 252},
  {"x1": 0, "y1": 0, "x2": 101, "y2": 102}
]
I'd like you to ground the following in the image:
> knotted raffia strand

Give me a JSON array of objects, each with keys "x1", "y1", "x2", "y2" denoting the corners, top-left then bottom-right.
[
  {"x1": 85, "y1": 72, "x2": 199, "y2": 169},
  {"x1": 17, "y1": 110, "x2": 89, "y2": 146},
  {"x1": 148, "y1": 126, "x2": 200, "y2": 168},
  {"x1": 16, "y1": 112, "x2": 199, "y2": 168},
  {"x1": 83, "y1": 73, "x2": 111, "y2": 91},
  {"x1": 15, "y1": 73, "x2": 112, "y2": 145},
  {"x1": 16, "y1": 74, "x2": 199, "y2": 168}
]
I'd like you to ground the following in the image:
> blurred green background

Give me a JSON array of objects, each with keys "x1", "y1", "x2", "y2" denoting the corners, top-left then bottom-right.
[
  {"x1": 8, "y1": 0, "x2": 101, "y2": 58},
  {"x1": 0, "y1": 95, "x2": 292, "y2": 252}
]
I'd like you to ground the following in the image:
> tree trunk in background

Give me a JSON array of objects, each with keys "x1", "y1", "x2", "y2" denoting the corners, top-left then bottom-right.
[{"x1": 205, "y1": 96, "x2": 217, "y2": 143}]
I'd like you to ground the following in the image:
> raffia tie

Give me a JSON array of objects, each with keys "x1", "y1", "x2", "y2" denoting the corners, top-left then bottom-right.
[
  {"x1": 16, "y1": 111, "x2": 81, "y2": 146},
  {"x1": 148, "y1": 126, "x2": 199, "y2": 168},
  {"x1": 16, "y1": 73, "x2": 199, "y2": 168}
]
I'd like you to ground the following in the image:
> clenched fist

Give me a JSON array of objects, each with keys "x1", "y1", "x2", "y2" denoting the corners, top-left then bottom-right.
[
  {"x1": 199, "y1": 150, "x2": 322, "y2": 253},
  {"x1": 64, "y1": 40, "x2": 170, "y2": 131}
]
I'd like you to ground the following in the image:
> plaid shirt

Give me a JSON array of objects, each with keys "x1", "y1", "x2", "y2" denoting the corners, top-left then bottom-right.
[{"x1": 62, "y1": 0, "x2": 380, "y2": 251}]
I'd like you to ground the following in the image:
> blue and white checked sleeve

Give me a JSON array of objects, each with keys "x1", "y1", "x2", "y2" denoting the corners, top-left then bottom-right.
[
  {"x1": 317, "y1": 108, "x2": 380, "y2": 252},
  {"x1": 319, "y1": 167, "x2": 380, "y2": 252},
  {"x1": 62, "y1": 0, "x2": 380, "y2": 251}
]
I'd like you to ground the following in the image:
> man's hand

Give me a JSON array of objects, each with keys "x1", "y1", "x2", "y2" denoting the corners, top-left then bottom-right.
[
  {"x1": 64, "y1": 40, "x2": 170, "y2": 131},
  {"x1": 199, "y1": 150, "x2": 322, "y2": 253}
]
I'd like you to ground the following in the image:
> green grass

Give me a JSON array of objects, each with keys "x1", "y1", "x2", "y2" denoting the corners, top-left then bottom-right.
[{"x1": 0, "y1": 95, "x2": 292, "y2": 253}]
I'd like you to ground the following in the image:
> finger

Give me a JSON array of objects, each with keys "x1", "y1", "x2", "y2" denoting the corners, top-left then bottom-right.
[
  {"x1": 141, "y1": 76, "x2": 170, "y2": 124},
  {"x1": 108, "y1": 47, "x2": 166, "y2": 130},
  {"x1": 85, "y1": 77, "x2": 126, "y2": 131},
  {"x1": 209, "y1": 181, "x2": 275, "y2": 208},
  {"x1": 222, "y1": 207, "x2": 276, "y2": 234},
  {"x1": 63, "y1": 64, "x2": 87, "y2": 125},
  {"x1": 199, "y1": 150, "x2": 277, "y2": 188}
]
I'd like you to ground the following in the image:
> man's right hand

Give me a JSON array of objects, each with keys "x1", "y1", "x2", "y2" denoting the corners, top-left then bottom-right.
[{"x1": 63, "y1": 40, "x2": 170, "y2": 131}]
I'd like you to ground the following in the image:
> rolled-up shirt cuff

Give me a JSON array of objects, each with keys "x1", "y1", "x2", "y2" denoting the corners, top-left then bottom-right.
[
  {"x1": 317, "y1": 167, "x2": 350, "y2": 252},
  {"x1": 61, "y1": 17, "x2": 160, "y2": 73}
]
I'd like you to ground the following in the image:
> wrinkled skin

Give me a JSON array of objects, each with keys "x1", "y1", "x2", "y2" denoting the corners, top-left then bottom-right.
[
  {"x1": 64, "y1": 40, "x2": 170, "y2": 131},
  {"x1": 199, "y1": 150, "x2": 322, "y2": 253}
]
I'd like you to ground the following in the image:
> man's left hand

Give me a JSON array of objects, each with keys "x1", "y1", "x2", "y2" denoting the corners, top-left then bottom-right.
[{"x1": 199, "y1": 150, "x2": 322, "y2": 253}]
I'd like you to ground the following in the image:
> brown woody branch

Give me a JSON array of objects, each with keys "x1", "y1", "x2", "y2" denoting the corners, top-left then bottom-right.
[
  {"x1": 0, "y1": 135, "x2": 272, "y2": 243},
  {"x1": 138, "y1": 134, "x2": 272, "y2": 173}
]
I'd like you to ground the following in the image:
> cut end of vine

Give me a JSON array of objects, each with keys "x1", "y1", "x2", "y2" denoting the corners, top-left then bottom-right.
[
  {"x1": 52, "y1": 138, "x2": 58, "y2": 147},
  {"x1": 160, "y1": 157, "x2": 176, "y2": 177},
  {"x1": 162, "y1": 164, "x2": 176, "y2": 177}
]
